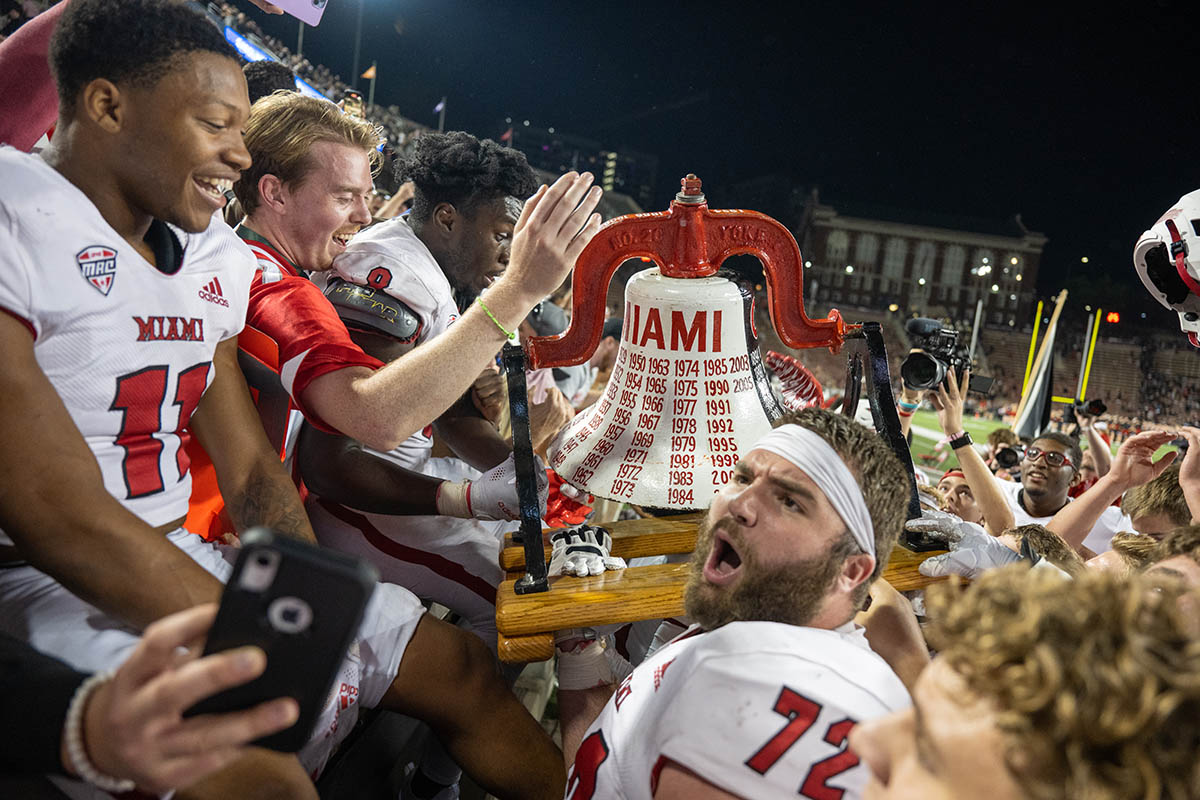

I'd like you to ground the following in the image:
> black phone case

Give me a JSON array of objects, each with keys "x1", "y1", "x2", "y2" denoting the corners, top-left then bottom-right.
[{"x1": 185, "y1": 528, "x2": 378, "y2": 752}]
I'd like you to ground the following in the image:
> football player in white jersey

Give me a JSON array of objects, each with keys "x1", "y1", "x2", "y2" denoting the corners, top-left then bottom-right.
[
  {"x1": 850, "y1": 566, "x2": 1200, "y2": 800},
  {"x1": 558, "y1": 408, "x2": 913, "y2": 800},
  {"x1": 0, "y1": 2, "x2": 575, "y2": 798},
  {"x1": 293, "y1": 130, "x2": 556, "y2": 798}
]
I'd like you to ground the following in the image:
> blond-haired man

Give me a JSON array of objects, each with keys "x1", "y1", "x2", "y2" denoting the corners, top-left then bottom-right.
[
  {"x1": 852, "y1": 567, "x2": 1200, "y2": 799},
  {"x1": 185, "y1": 92, "x2": 600, "y2": 538}
]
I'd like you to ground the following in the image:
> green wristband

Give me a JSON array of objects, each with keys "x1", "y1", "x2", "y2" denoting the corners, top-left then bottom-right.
[{"x1": 476, "y1": 297, "x2": 517, "y2": 340}]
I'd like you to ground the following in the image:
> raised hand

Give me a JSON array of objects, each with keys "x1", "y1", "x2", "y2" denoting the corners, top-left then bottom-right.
[
  {"x1": 470, "y1": 364, "x2": 506, "y2": 423},
  {"x1": 904, "y1": 507, "x2": 972, "y2": 546},
  {"x1": 918, "y1": 526, "x2": 1021, "y2": 579},
  {"x1": 1176, "y1": 427, "x2": 1200, "y2": 523},
  {"x1": 1107, "y1": 430, "x2": 1177, "y2": 491},
  {"x1": 927, "y1": 368, "x2": 967, "y2": 435},
  {"x1": 506, "y1": 173, "x2": 603, "y2": 300},
  {"x1": 467, "y1": 453, "x2": 550, "y2": 522}
]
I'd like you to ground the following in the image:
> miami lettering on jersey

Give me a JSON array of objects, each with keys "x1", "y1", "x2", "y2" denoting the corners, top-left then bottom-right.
[
  {"x1": 0, "y1": 148, "x2": 254, "y2": 537},
  {"x1": 134, "y1": 316, "x2": 204, "y2": 342}
]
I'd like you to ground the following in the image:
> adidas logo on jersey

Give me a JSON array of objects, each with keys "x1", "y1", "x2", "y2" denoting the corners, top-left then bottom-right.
[
  {"x1": 134, "y1": 316, "x2": 205, "y2": 342},
  {"x1": 198, "y1": 277, "x2": 230, "y2": 307}
]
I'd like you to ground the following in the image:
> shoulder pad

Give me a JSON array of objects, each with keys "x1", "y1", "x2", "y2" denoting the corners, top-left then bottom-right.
[{"x1": 325, "y1": 277, "x2": 422, "y2": 343}]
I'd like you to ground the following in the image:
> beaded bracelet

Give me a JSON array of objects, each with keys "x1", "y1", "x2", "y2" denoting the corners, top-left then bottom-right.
[
  {"x1": 475, "y1": 297, "x2": 517, "y2": 341},
  {"x1": 64, "y1": 671, "x2": 136, "y2": 793}
]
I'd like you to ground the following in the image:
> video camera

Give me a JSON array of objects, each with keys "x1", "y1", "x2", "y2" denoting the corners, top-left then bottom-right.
[
  {"x1": 900, "y1": 318, "x2": 994, "y2": 394},
  {"x1": 994, "y1": 444, "x2": 1024, "y2": 470},
  {"x1": 1061, "y1": 398, "x2": 1107, "y2": 428}
]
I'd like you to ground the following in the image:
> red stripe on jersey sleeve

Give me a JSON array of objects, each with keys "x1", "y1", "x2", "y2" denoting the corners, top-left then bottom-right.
[
  {"x1": 0, "y1": 306, "x2": 37, "y2": 341},
  {"x1": 316, "y1": 499, "x2": 498, "y2": 604}
]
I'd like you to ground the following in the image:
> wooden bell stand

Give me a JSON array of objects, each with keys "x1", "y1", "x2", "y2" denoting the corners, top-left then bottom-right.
[{"x1": 495, "y1": 514, "x2": 948, "y2": 663}]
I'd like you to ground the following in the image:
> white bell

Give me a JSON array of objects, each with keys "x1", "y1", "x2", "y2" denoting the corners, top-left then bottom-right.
[
  {"x1": 549, "y1": 267, "x2": 774, "y2": 508},
  {"x1": 529, "y1": 174, "x2": 847, "y2": 510}
]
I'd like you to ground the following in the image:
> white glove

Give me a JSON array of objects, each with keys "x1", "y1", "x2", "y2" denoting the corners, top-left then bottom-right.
[
  {"x1": 918, "y1": 526, "x2": 1022, "y2": 579},
  {"x1": 436, "y1": 454, "x2": 549, "y2": 521},
  {"x1": 904, "y1": 508, "x2": 975, "y2": 546},
  {"x1": 548, "y1": 525, "x2": 627, "y2": 577}
]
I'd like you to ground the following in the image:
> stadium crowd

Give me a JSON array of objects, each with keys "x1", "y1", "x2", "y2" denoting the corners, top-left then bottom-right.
[
  {"x1": 1, "y1": 2, "x2": 1200, "y2": 800},
  {"x1": 210, "y1": 1, "x2": 428, "y2": 160}
]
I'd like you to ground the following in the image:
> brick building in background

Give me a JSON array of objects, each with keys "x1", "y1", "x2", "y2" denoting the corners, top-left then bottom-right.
[{"x1": 797, "y1": 189, "x2": 1047, "y2": 328}]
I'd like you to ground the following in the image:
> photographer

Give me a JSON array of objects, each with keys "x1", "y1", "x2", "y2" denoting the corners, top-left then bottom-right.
[
  {"x1": 985, "y1": 428, "x2": 1022, "y2": 478},
  {"x1": 926, "y1": 369, "x2": 1014, "y2": 536},
  {"x1": 1066, "y1": 402, "x2": 1113, "y2": 498}
]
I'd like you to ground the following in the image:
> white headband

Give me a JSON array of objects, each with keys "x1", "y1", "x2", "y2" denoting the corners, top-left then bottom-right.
[{"x1": 752, "y1": 424, "x2": 875, "y2": 559}]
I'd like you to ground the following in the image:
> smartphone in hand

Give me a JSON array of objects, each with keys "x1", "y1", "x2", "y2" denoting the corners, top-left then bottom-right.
[
  {"x1": 272, "y1": 0, "x2": 329, "y2": 27},
  {"x1": 185, "y1": 528, "x2": 378, "y2": 752}
]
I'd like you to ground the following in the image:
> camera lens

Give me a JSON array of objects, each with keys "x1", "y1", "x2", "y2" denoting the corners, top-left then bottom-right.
[
  {"x1": 900, "y1": 352, "x2": 947, "y2": 390},
  {"x1": 995, "y1": 446, "x2": 1021, "y2": 469}
]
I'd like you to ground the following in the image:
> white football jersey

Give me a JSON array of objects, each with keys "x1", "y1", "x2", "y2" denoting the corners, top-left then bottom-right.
[
  {"x1": 330, "y1": 217, "x2": 459, "y2": 470},
  {"x1": 993, "y1": 476, "x2": 1131, "y2": 553},
  {"x1": 0, "y1": 148, "x2": 253, "y2": 543},
  {"x1": 568, "y1": 621, "x2": 910, "y2": 800}
]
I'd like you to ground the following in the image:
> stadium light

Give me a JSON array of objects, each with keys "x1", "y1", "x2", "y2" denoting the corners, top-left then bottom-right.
[{"x1": 1081, "y1": 256, "x2": 1089, "y2": 264}]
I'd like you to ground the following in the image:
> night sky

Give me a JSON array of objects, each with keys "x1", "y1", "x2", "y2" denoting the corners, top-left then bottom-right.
[{"x1": 246, "y1": 0, "x2": 1196, "y2": 327}]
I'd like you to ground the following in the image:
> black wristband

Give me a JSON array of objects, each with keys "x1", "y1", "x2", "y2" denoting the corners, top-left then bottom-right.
[{"x1": 948, "y1": 431, "x2": 973, "y2": 450}]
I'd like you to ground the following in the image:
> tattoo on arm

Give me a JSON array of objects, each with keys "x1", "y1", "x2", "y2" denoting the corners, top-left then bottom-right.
[{"x1": 224, "y1": 462, "x2": 316, "y2": 543}]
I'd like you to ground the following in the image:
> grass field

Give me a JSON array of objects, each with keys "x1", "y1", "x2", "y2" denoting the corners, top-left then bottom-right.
[{"x1": 907, "y1": 410, "x2": 1006, "y2": 476}]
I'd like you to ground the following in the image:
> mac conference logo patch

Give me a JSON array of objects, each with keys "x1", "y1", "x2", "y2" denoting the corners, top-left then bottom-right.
[{"x1": 76, "y1": 245, "x2": 117, "y2": 295}]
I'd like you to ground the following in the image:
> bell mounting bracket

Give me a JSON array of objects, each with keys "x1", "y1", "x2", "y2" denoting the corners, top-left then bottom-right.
[{"x1": 526, "y1": 174, "x2": 852, "y2": 369}]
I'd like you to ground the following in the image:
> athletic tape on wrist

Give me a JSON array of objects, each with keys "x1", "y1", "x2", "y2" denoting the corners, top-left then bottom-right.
[
  {"x1": 753, "y1": 424, "x2": 875, "y2": 558},
  {"x1": 435, "y1": 480, "x2": 472, "y2": 518}
]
